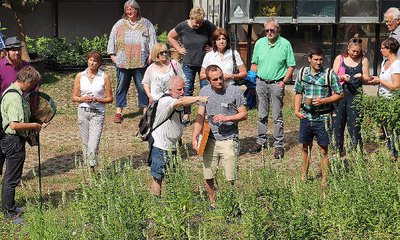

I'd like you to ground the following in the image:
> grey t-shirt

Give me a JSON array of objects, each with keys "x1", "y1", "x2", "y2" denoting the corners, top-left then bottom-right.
[
  {"x1": 199, "y1": 84, "x2": 246, "y2": 141},
  {"x1": 175, "y1": 20, "x2": 216, "y2": 66}
]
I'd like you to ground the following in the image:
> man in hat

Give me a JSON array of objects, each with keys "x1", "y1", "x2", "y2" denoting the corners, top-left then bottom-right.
[{"x1": 0, "y1": 37, "x2": 31, "y2": 96}]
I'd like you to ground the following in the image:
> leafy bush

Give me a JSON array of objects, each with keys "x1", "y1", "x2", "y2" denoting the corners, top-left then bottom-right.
[{"x1": 26, "y1": 34, "x2": 108, "y2": 68}]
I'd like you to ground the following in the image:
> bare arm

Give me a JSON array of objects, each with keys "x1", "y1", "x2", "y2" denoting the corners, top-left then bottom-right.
[
  {"x1": 360, "y1": 57, "x2": 370, "y2": 83},
  {"x1": 199, "y1": 67, "x2": 206, "y2": 80},
  {"x1": 294, "y1": 93, "x2": 305, "y2": 119},
  {"x1": 313, "y1": 92, "x2": 344, "y2": 106},
  {"x1": 143, "y1": 83, "x2": 154, "y2": 103},
  {"x1": 332, "y1": 55, "x2": 341, "y2": 74},
  {"x1": 224, "y1": 65, "x2": 248, "y2": 81},
  {"x1": 10, "y1": 122, "x2": 42, "y2": 132},
  {"x1": 168, "y1": 29, "x2": 186, "y2": 55},
  {"x1": 250, "y1": 64, "x2": 258, "y2": 72},
  {"x1": 173, "y1": 96, "x2": 208, "y2": 109},
  {"x1": 192, "y1": 105, "x2": 206, "y2": 150},
  {"x1": 95, "y1": 73, "x2": 113, "y2": 104},
  {"x1": 376, "y1": 73, "x2": 400, "y2": 91},
  {"x1": 212, "y1": 105, "x2": 248, "y2": 123}
]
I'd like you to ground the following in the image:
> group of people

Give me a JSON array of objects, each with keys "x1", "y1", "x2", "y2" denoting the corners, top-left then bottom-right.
[{"x1": 1, "y1": 0, "x2": 400, "y2": 220}]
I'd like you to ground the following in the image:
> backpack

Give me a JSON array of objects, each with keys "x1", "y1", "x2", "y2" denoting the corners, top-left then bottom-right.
[
  {"x1": 138, "y1": 93, "x2": 175, "y2": 144},
  {"x1": 0, "y1": 89, "x2": 21, "y2": 137}
]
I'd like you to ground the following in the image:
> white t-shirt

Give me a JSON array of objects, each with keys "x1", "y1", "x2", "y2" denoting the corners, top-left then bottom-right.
[
  {"x1": 201, "y1": 49, "x2": 244, "y2": 76},
  {"x1": 378, "y1": 59, "x2": 400, "y2": 98},
  {"x1": 142, "y1": 60, "x2": 184, "y2": 100},
  {"x1": 79, "y1": 68, "x2": 106, "y2": 112},
  {"x1": 152, "y1": 95, "x2": 184, "y2": 150}
]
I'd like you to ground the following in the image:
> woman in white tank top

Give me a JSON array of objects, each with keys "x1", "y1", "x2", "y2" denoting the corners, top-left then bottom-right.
[{"x1": 72, "y1": 51, "x2": 113, "y2": 172}]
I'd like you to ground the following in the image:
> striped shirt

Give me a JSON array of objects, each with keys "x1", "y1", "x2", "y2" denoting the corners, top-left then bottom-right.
[{"x1": 1, "y1": 83, "x2": 31, "y2": 137}]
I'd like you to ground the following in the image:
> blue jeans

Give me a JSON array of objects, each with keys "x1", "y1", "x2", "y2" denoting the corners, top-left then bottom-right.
[
  {"x1": 150, "y1": 146, "x2": 176, "y2": 181},
  {"x1": 115, "y1": 67, "x2": 148, "y2": 108},
  {"x1": 299, "y1": 118, "x2": 329, "y2": 148},
  {"x1": 182, "y1": 63, "x2": 208, "y2": 97},
  {"x1": 332, "y1": 89, "x2": 362, "y2": 153}
]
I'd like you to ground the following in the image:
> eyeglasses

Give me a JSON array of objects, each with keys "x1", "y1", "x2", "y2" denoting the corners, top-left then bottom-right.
[
  {"x1": 383, "y1": 19, "x2": 396, "y2": 25},
  {"x1": 380, "y1": 46, "x2": 388, "y2": 50},
  {"x1": 159, "y1": 51, "x2": 168, "y2": 55},
  {"x1": 350, "y1": 38, "x2": 362, "y2": 44},
  {"x1": 265, "y1": 29, "x2": 276, "y2": 33}
]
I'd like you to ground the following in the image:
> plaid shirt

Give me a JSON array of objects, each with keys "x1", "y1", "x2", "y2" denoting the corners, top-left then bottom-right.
[{"x1": 293, "y1": 67, "x2": 342, "y2": 121}]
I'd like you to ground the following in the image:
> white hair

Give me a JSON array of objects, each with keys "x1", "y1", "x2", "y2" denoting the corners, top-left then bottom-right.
[
  {"x1": 264, "y1": 18, "x2": 280, "y2": 29},
  {"x1": 168, "y1": 75, "x2": 185, "y2": 90},
  {"x1": 384, "y1": 7, "x2": 400, "y2": 20}
]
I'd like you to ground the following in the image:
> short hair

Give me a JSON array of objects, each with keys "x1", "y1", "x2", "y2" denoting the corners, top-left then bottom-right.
[
  {"x1": 168, "y1": 75, "x2": 185, "y2": 90},
  {"x1": 189, "y1": 7, "x2": 205, "y2": 21},
  {"x1": 382, "y1": 37, "x2": 400, "y2": 54},
  {"x1": 150, "y1": 43, "x2": 168, "y2": 62},
  {"x1": 205, "y1": 64, "x2": 222, "y2": 80},
  {"x1": 307, "y1": 46, "x2": 325, "y2": 58},
  {"x1": 87, "y1": 50, "x2": 102, "y2": 64},
  {"x1": 211, "y1": 28, "x2": 230, "y2": 51},
  {"x1": 16, "y1": 66, "x2": 41, "y2": 84},
  {"x1": 384, "y1": 7, "x2": 400, "y2": 20},
  {"x1": 264, "y1": 18, "x2": 280, "y2": 30},
  {"x1": 122, "y1": 0, "x2": 141, "y2": 20}
]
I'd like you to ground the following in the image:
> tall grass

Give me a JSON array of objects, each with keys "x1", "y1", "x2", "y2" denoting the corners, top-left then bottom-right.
[{"x1": 3, "y1": 140, "x2": 400, "y2": 238}]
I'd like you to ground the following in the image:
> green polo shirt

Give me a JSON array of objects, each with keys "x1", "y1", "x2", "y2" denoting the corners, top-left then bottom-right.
[
  {"x1": 1, "y1": 83, "x2": 31, "y2": 137},
  {"x1": 251, "y1": 35, "x2": 296, "y2": 81}
]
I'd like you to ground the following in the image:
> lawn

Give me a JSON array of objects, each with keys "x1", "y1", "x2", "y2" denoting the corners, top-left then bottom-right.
[{"x1": 1, "y1": 65, "x2": 399, "y2": 239}]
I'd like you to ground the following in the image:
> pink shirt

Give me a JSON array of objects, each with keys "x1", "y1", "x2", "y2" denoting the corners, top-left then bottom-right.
[{"x1": 0, "y1": 57, "x2": 31, "y2": 95}]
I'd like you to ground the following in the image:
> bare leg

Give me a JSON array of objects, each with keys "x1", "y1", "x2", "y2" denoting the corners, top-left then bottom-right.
[
  {"x1": 319, "y1": 145, "x2": 329, "y2": 188},
  {"x1": 152, "y1": 177, "x2": 162, "y2": 196},
  {"x1": 301, "y1": 143, "x2": 312, "y2": 181},
  {"x1": 205, "y1": 179, "x2": 216, "y2": 207}
]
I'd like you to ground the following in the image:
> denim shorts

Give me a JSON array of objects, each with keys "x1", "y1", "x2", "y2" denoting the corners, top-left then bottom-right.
[
  {"x1": 298, "y1": 118, "x2": 329, "y2": 147},
  {"x1": 150, "y1": 146, "x2": 176, "y2": 181}
]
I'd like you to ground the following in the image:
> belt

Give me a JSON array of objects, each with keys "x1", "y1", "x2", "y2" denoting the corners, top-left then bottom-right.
[
  {"x1": 257, "y1": 76, "x2": 284, "y2": 84},
  {"x1": 79, "y1": 106, "x2": 101, "y2": 112}
]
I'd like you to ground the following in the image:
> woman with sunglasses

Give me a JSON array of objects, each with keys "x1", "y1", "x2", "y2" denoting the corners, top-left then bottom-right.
[
  {"x1": 331, "y1": 36, "x2": 370, "y2": 156},
  {"x1": 199, "y1": 28, "x2": 247, "y2": 85},
  {"x1": 142, "y1": 43, "x2": 185, "y2": 104},
  {"x1": 369, "y1": 37, "x2": 400, "y2": 159}
]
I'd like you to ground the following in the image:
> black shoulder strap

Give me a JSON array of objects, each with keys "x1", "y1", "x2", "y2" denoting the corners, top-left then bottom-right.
[
  {"x1": 150, "y1": 93, "x2": 175, "y2": 133},
  {"x1": 170, "y1": 60, "x2": 177, "y2": 75}
]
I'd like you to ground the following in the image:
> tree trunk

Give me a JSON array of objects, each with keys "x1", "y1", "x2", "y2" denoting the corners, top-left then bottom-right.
[{"x1": 15, "y1": 10, "x2": 30, "y2": 61}]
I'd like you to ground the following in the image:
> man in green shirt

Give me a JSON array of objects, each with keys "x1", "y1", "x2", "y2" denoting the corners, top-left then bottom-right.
[
  {"x1": 1, "y1": 66, "x2": 43, "y2": 223},
  {"x1": 249, "y1": 18, "x2": 296, "y2": 159}
]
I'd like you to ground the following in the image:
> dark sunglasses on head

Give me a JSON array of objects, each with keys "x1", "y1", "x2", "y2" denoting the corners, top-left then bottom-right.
[{"x1": 350, "y1": 38, "x2": 362, "y2": 44}]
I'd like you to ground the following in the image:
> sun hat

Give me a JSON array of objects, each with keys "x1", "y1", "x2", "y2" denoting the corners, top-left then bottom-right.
[{"x1": 3, "y1": 36, "x2": 22, "y2": 50}]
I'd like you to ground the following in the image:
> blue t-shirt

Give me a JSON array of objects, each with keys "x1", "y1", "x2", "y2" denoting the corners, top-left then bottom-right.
[{"x1": 199, "y1": 84, "x2": 246, "y2": 140}]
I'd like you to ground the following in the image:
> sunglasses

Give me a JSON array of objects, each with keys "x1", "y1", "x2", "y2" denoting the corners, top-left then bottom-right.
[
  {"x1": 159, "y1": 51, "x2": 168, "y2": 55},
  {"x1": 265, "y1": 29, "x2": 276, "y2": 33},
  {"x1": 350, "y1": 38, "x2": 362, "y2": 44}
]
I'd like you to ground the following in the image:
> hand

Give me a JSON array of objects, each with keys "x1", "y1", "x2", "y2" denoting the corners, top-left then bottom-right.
[
  {"x1": 212, "y1": 114, "x2": 228, "y2": 123},
  {"x1": 368, "y1": 76, "x2": 380, "y2": 85},
  {"x1": 294, "y1": 111, "x2": 305, "y2": 119},
  {"x1": 223, "y1": 73, "x2": 234, "y2": 81},
  {"x1": 177, "y1": 47, "x2": 186, "y2": 55},
  {"x1": 353, "y1": 73, "x2": 362, "y2": 79},
  {"x1": 32, "y1": 123, "x2": 42, "y2": 132},
  {"x1": 204, "y1": 45, "x2": 212, "y2": 52},
  {"x1": 82, "y1": 95, "x2": 95, "y2": 103},
  {"x1": 192, "y1": 136, "x2": 199, "y2": 151},
  {"x1": 312, "y1": 98, "x2": 326, "y2": 106},
  {"x1": 277, "y1": 81, "x2": 286, "y2": 89},
  {"x1": 149, "y1": 97, "x2": 155, "y2": 105},
  {"x1": 198, "y1": 96, "x2": 209, "y2": 104},
  {"x1": 110, "y1": 55, "x2": 116, "y2": 64},
  {"x1": 341, "y1": 74, "x2": 351, "y2": 82},
  {"x1": 41, "y1": 122, "x2": 49, "y2": 129}
]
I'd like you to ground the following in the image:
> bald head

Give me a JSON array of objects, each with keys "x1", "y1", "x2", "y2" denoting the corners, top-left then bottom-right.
[{"x1": 169, "y1": 76, "x2": 185, "y2": 99}]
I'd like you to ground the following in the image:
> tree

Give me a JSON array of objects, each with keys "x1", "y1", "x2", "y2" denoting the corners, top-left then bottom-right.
[{"x1": 1, "y1": 0, "x2": 44, "y2": 61}]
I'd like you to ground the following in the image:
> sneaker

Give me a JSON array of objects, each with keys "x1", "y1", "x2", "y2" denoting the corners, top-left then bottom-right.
[
  {"x1": 249, "y1": 143, "x2": 263, "y2": 154},
  {"x1": 113, "y1": 113, "x2": 123, "y2": 123},
  {"x1": 274, "y1": 147, "x2": 284, "y2": 159}
]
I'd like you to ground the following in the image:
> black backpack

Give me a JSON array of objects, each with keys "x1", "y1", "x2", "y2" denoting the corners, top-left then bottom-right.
[
  {"x1": 138, "y1": 93, "x2": 175, "y2": 145},
  {"x1": 0, "y1": 89, "x2": 21, "y2": 137}
]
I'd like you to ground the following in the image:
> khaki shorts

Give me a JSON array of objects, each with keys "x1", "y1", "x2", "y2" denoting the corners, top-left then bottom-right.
[{"x1": 202, "y1": 138, "x2": 239, "y2": 181}]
